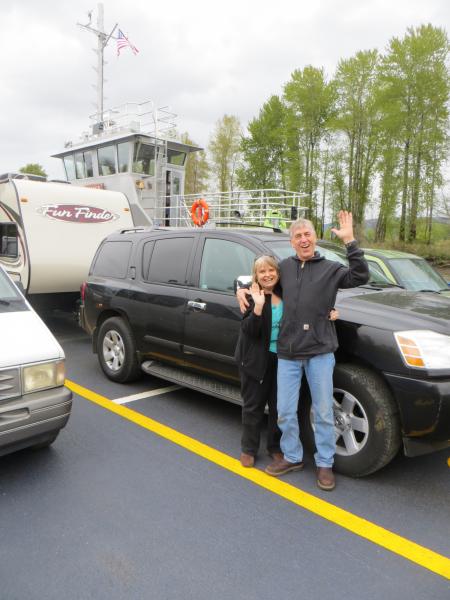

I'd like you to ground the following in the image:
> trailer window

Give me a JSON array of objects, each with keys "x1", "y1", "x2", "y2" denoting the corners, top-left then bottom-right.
[
  {"x1": 84, "y1": 151, "x2": 94, "y2": 177},
  {"x1": 63, "y1": 155, "x2": 76, "y2": 181},
  {"x1": 0, "y1": 223, "x2": 18, "y2": 258},
  {"x1": 97, "y1": 145, "x2": 117, "y2": 176},
  {"x1": 117, "y1": 143, "x2": 130, "y2": 173},
  {"x1": 132, "y1": 142, "x2": 155, "y2": 176},
  {"x1": 167, "y1": 149, "x2": 186, "y2": 166}
]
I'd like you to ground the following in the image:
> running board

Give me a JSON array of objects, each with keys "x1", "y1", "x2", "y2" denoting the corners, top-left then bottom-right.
[{"x1": 141, "y1": 360, "x2": 242, "y2": 405}]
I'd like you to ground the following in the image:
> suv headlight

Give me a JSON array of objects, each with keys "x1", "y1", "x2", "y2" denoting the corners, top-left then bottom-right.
[
  {"x1": 22, "y1": 360, "x2": 66, "y2": 393},
  {"x1": 394, "y1": 331, "x2": 450, "y2": 369}
]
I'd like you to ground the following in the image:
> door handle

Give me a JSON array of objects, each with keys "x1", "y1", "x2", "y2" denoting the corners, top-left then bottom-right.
[{"x1": 187, "y1": 300, "x2": 206, "y2": 310}]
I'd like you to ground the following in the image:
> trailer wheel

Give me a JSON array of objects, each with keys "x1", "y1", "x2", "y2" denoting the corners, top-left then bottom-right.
[
  {"x1": 299, "y1": 364, "x2": 401, "y2": 477},
  {"x1": 97, "y1": 317, "x2": 141, "y2": 383}
]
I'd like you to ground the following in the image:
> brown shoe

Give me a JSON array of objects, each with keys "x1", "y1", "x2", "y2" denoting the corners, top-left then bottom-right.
[
  {"x1": 317, "y1": 467, "x2": 335, "y2": 491},
  {"x1": 269, "y1": 452, "x2": 284, "y2": 462},
  {"x1": 240, "y1": 453, "x2": 255, "y2": 468},
  {"x1": 265, "y1": 458, "x2": 304, "y2": 476}
]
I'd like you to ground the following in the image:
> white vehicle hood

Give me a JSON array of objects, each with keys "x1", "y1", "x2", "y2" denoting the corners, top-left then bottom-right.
[{"x1": 0, "y1": 310, "x2": 64, "y2": 368}]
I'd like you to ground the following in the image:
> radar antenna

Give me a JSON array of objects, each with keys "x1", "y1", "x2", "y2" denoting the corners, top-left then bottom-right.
[{"x1": 77, "y1": 3, "x2": 117, "y2": 127}]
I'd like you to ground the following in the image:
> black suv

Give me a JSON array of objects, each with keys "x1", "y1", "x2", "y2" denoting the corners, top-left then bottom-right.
[{"x1": 80, "y1": 227, "x2": 450, "y2": 477}]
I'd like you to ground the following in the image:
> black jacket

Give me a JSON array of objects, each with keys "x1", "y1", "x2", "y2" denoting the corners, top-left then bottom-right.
[
  {"x1": 277, "y1": 241, "x2": 369, "y2": 359},
  {"x1": 234, "y1": 294, "x2": 275, "y2": 382}
]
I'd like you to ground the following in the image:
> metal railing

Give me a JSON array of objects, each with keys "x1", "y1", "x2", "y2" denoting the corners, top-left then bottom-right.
[{"x1": 150, "y1": 189, "x2": 309, "y2": 229}]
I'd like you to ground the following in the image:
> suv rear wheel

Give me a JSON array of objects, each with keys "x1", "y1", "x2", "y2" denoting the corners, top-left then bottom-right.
[
  {"x1": 299, "y1": 363, "x2": 401, "y2": 477},
  {"x1": 97, "y1": 317, "x2": 141, "y2": 383}
]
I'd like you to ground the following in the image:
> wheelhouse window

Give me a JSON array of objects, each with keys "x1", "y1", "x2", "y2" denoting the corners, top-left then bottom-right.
[
  {"x1": 0, "y1": 223, "x2": 18, "y2": 258},
  {"x1": 97, "y1": 145, "x2": 117, "y2": 176},
  {"x1": 63, "y1": 155, "x2": 76, "y2": 180},
  {"x1": 74, "y1": 152, "x2": 86, "y2": 179},
  {"x1": 167, "y1": 149, "x2": 186, "y2": 166},
  {"x1": 132, "y1": 142, "x2": 155, "y2": 175},
  {"x1": 84, "y1": 151, "x2": 94, "y2": 177},
  {"x1": 117, "y1": 142, "x2": 130, "y2": 173}
]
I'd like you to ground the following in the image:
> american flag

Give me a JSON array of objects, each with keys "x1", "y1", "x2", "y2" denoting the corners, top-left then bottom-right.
[{"x1": 117, "y1": 29, "x2": 139, "y2": 56}]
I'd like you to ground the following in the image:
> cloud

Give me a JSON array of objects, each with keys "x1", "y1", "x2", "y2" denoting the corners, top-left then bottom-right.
[{"x1": 0, "y1": 0, "x2": 448, "y2": 178}]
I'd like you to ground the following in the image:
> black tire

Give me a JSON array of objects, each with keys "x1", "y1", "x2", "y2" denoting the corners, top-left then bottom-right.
[
  {"x1": 30, "y1": 431, "x2": 59, "y2": 450},
  {"x1": 299, "y1": 363, "x2": 401, "y2": 477},
  {"x1": 97, "y1": 317, "x2": 141, "y2": 383}
]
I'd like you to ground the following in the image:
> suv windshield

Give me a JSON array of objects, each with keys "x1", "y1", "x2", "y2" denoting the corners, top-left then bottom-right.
[
  {"x1": 0, "y1": 269, "x2": 26, "y2": 311},
  {"x1": 265, "y1": 240, "x2": 392, "y2": 285}
]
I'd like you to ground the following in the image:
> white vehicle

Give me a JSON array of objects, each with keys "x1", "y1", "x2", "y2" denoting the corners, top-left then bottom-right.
[
  {"x1": 0, "y1": 173, "x2": 142, "y2": 309},
  {"x1": 0, "y1": 264, "x2": 72, "y2": 456}
]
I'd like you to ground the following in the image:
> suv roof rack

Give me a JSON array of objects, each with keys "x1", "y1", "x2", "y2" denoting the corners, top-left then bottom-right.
[{"x1": 118, "y1": 226, "x2": 153, "y2": 235}]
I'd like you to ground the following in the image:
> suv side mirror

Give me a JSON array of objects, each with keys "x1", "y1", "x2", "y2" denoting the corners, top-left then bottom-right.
[{"x1": 234, "y1": 275, "x2": 252, "y2": 294}]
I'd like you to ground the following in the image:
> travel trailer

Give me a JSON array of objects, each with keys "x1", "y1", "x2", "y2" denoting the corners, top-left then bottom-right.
[{"x1": 0, "y1": 173, "x2": 140, "y2": 308}]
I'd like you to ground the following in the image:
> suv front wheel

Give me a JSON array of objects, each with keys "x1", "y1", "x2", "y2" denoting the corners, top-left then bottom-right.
[
  {"x1": 97, "y1": 317, "x2": 141, "y2": 383},
  {"x1": 299, "y1": 363, "x2": 401, "y2": 477}
]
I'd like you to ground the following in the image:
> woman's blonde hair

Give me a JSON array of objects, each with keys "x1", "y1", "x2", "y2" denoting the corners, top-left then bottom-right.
[{"x1": 252, "y1": 255, "x2": 280, "y2": 286}]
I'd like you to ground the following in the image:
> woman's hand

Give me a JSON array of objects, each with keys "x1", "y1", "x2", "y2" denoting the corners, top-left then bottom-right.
[
  {"x1": 328, "y1": 308, "x2": 339, "y2": 321},
  {"x1": 250, "y1": 283, "x2": 265, "y2": 312}
]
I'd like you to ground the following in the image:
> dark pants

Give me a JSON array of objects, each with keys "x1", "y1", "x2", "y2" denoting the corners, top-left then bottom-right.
[{"x1": 240, "y1": 352, "x2": 281, "y2": 456}]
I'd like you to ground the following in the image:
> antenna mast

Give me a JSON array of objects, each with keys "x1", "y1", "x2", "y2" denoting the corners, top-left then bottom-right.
[{"x1": 77, "y1": 3, "x2": 117, "y2": 126}]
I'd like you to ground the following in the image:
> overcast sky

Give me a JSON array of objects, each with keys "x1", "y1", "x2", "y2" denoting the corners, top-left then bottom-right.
[{"x1": 1, "y1": 0, "x2": 449, "y2": 180}]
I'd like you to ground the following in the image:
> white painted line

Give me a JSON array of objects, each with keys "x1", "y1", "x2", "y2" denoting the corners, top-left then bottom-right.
[{"x1": 113, "y1": 385, "x2": 182, "y2": 405}]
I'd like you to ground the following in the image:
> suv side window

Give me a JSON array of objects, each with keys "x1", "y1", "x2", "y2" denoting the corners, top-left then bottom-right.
[
  {"x1": 199, "y1": 238, "x2": 255, "y2": 293},
  {"x1": 147, "y1": 237, "x2": 194, "y2": 285},
  {"x1": 92, "y1": 241, "x2": 132, "y2": 278}
]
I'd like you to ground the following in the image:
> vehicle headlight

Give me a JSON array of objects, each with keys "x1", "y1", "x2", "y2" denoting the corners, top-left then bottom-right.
[
  {"x1": 22, "y1": 360, "x2": 66, "y2": 393},
  {"x1": 394, "y1": 331, "x2": 450, "y2": 369}
]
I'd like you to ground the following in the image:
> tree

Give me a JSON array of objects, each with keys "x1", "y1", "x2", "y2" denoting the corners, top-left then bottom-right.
[
  {"x1": 179, "y1": 133, "x2": 209, "y2": 195},
  {"x1": 208, "y1": 115, "x2": 242, "y2": 192},
  {"x1": 237, "y1": 95, "x2": 287, "y2": 190},
  {"x1": 19, "y1": 163, "x2": 47, "y2": 177},
  {"x1": 283, "y1": 66, "x2": 336, "y2": 225},
  {"x1": 378, "y1": 25, "x2": 450, "y2": 241},
  {"x1": 333, "y1": 50, "x2": 381, "y2": 236}
]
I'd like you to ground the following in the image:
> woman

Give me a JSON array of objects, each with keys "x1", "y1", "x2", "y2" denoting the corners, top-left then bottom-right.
[{"x1": 235, "y1": 255, "x2": 283, "y2": 467}]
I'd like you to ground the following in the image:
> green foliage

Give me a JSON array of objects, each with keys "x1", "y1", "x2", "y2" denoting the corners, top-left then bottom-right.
[
  {"x1": 19, "y1": 163, "x2": 47, "y2": 177},
  {"x1": 237, "y1": 95, "x2": 286, "y2": 189},
  {"x1": 208, "y1": 115, "x2": 242, "y2": 192},
  {"x1": 179, "y1": 132, "x2": 209, "y2": 195}
]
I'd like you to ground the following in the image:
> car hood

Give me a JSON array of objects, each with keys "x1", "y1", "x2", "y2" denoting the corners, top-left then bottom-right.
[
  {"x1": 336, "y1": 288, "x2": 450, "y2": 335},
  {"x1": 0, "y1": 310, "x2": 64, "y2": 368}
]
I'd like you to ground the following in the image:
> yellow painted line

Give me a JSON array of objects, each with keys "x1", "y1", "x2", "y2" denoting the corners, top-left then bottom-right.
[{"x1": 65, "y1": 379, "x2": 450, "y2": 580}]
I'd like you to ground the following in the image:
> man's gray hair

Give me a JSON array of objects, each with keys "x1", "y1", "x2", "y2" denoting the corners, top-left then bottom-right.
[{"x1": 289, "y1": 218, "x2": 316, "y2": 238}]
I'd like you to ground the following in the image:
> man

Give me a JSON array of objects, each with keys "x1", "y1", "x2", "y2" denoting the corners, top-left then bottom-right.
[{"x1": 238, "y1": 211, "x2": 369, "y2": 490}]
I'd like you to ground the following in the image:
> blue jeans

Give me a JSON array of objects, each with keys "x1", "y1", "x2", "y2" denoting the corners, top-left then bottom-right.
[{"x1": 277, "y1": 354, "x2": 336, "y2": 467}]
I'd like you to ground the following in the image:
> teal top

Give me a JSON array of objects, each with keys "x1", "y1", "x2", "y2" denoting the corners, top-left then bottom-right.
[{"x1": 269, "y1": 301, "x2": 283, "y2": 353}]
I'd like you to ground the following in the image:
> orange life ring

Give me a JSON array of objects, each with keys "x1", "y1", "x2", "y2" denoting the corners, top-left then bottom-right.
[{"x1": 190, "y1": 198, "x2": 209, "y2": 226}]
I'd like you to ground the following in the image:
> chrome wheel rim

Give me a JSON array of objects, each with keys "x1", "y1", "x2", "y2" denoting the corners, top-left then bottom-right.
[
  {"x1": 102, "y1": 329, "x2": 125, "y2": 372},
  {"x1": 309, "y1": 388, "x2": 370, "y2": 457},
  {"x1": 333, "y1": 388, "x2": 369, "y2": 456}
]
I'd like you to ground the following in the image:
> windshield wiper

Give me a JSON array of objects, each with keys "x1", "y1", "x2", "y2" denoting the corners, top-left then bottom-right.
[
  {"x1": 417, "y1": 288, "x2": 449, "y2": 293},
  {"x1": 0, "y1": 299, "x2": 11, "y2": 305}
]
